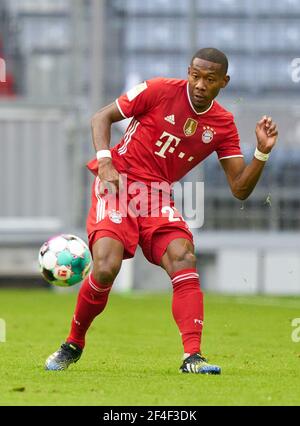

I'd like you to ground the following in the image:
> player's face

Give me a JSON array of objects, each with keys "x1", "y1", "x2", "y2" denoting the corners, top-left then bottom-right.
[{"x1": 188, "y1": 58, "x2": 230, "y2": 112}]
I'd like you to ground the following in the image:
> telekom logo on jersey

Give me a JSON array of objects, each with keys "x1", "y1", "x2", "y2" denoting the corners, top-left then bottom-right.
[
  {"x1": 155, "y1": 132, "x2": 181, "y2": 158},
  {"x1": 155, "y1": 131, "x2": 194, "y2": 162}
]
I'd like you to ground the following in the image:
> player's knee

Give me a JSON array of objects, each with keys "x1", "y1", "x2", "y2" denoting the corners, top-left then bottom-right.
[
  {"x1": 178, "y1": 250, "x2": 197, "y2": 268},
  {"x1": 92, "y1": 257, "x2": 121, "y2": 285},
  {"x1": 170, "y1": 250, "x2": 197, "y2": 273}
]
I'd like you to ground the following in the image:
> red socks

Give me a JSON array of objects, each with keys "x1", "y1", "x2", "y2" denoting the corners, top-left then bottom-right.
[
  {"x1": 171, "y1": 268, "x2": 204, "y2": 356},
  {"x1": 67, "y1": 273, "x2": 112, "y2": 349},
  {"x1": 67, "y1": 268, "x2": 203, "y2": 356}
]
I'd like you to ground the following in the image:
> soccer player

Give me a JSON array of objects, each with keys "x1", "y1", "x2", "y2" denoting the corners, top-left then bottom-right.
[{"x1": 45, "y1": 48, "x2": 278, "y2": 374}]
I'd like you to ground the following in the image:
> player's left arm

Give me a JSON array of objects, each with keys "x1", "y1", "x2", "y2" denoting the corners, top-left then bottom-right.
[{"x1": 220, "y1": 116, "x2": 278, "y2": 200}]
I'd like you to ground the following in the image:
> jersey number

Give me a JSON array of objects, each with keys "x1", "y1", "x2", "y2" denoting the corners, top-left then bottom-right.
[{"x1": 161, "y1": 206, "x2": 182, "y2": 222}]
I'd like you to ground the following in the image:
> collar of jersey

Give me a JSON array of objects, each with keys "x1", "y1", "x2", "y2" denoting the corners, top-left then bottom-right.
[{"x1": 186, "y1": 82, "x2": 214, "y2": 116}]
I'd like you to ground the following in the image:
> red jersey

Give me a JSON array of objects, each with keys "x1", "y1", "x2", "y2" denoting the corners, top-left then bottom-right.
[{"x1": 87, "y1": 78, "x2": 243, "y2": 185}]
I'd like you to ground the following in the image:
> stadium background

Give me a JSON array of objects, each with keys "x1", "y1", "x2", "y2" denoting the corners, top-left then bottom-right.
[{"x1": 1, "y1": 0, "x2": 300, "y2": 294}]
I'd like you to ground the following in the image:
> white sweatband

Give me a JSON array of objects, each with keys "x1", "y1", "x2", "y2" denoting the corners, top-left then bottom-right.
[
  {"x1": 96, "y1": 150, "x2": 112, "y2": 160},
  {"x1": 254, "y1": 148, "x2": 269, "y2": 162}
]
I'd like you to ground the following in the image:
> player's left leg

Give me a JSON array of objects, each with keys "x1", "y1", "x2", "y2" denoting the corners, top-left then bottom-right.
[{"x1": 160, "y1": 238, "x2": 221, "y2": 374}]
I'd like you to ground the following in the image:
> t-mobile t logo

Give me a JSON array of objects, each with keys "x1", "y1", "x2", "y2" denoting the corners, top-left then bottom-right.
[
  {"x1": 0, "y1": 57, "x2": 6, "y2": 83},
  {"x1": 155, "y1": 131, "x2": 181, "y2": 159}
]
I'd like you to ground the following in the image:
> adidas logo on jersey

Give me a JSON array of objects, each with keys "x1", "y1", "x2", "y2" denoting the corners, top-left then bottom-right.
[{"x1": 164, "y1": 114, "x2": 175, "y2": 125}]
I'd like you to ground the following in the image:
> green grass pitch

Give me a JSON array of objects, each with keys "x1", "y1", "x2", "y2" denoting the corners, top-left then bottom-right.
[{"x1": 0, "y1": 289, "x2": 300, "y2": 406}]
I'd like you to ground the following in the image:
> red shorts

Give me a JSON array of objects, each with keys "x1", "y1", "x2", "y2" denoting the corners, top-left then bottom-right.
[{"x1": 86, "y1": 177, "x2": 194, "y2": 266}]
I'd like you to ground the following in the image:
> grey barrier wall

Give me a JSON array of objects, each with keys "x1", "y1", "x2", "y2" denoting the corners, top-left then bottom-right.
[{"x1": 0, "y1": 104, "x2": 85, "y2": 234}]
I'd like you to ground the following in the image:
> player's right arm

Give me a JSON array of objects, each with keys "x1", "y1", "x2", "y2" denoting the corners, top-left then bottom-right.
[
  {"x1": 91, "y1": 79, "x2": 163, "y2": 193},
  {"x1": 91, "y1": 102, "x2": 124, "y2": 193}
]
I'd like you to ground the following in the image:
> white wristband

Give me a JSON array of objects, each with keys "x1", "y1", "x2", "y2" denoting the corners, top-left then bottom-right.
[
  {"x1": 254, "y1": 148, "x2": 270, "y2": 162},
  {"x1": 96, "y1": 150, "x2": 112, "y2": 161}
]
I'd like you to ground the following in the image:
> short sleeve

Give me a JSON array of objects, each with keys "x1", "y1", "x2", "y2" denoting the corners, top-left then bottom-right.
[
  {"x1": 115, "y1": 78, "x2": 163, "y2": 119},
  {"x1": 216, "y1": 116, "x2": 244, "y2": 161}
]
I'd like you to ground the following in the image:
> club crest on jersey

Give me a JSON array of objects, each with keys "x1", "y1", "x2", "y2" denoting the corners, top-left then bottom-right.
[
  {"x1": 108, "y1": 210, "x2": 122, "y2": 224},
  {"x1": 202, "y1": 126, "x2": 216, "y2": 144},
  {"x1": 184, "y1": 118, "x2": 198, "y2": 137}
]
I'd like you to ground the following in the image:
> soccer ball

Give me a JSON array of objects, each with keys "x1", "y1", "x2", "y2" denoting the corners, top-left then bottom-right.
[{"x1": 39, "y1": 234, "x2": 92, "y2": 287}]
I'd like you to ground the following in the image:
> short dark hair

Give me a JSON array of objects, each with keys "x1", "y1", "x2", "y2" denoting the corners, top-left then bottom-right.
[{"x1": 191, "y1": 48, "x2": 228, "y2": 74}]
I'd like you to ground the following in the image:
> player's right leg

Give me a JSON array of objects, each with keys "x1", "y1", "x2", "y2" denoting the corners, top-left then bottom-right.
[{"x1": 45, "y1": 237, "x2": 124, "y2": 371}]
